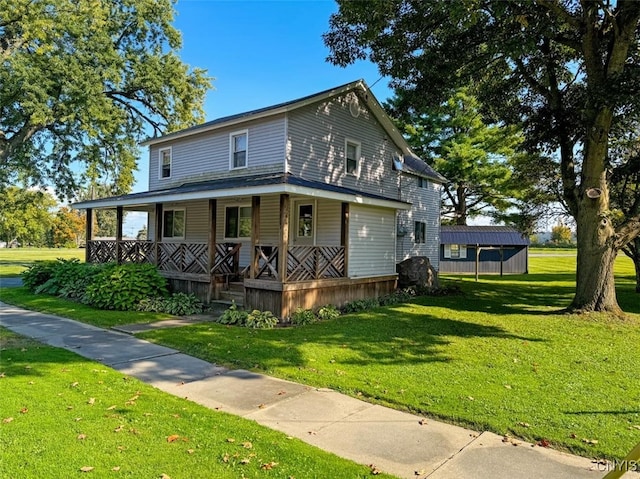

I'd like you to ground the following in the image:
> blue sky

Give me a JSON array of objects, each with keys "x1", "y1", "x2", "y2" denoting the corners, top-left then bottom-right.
[
  {"x1": 132, "y1": 0, "x2": 391, "y2": 193},
  {"x1": 123, "y1": 0, "x2": 392, "y2": 234}
]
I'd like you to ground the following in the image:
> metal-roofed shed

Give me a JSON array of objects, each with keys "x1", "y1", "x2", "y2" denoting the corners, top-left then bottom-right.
[{"x1": 439, "y1": 226, "x2": 530, "y2": 276}]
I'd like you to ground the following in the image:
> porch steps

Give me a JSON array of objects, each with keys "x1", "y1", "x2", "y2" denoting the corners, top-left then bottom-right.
[{"x1": 217, "y1": 288, "x2": 245, "y2": 307}]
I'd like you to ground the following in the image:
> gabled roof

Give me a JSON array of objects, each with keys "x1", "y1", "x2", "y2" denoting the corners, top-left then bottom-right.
[
  {"x1": 440, "y1": 226, "x2": 529, "y2": 246},
  {"x1": 73, "y1": 172, "x2": 411, "y2": 211},
  {"x1": 140, "y1": 79, "x2": 446, "y2": 184}
]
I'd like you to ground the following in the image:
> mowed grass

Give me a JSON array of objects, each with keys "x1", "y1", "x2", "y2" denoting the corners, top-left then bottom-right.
[
  {"x1": 0, "y1": 288, "x2": 174, "y2": 328},
  {"x1": 138, "y1": 254, "x2": 640, "y2": 461},
  {"x1": 0, "y1": 329, "x2": 393, "y2": 479},
  {"x1": 0, "y1": 248, "x2": 84, "y2": 277}
]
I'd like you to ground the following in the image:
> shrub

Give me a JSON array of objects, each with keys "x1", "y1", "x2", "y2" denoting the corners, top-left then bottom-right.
[
  {"x1": 217, "y1": 302, "x2": 248, "y2": 326},
  {"x1": 85, "y1": 263, "x2": 168, "y2": 311},
  {"x1": 341, "y1": 298, "x2": 380, "y2": 313},
  {"x1": 21, "y1": 261, "x2": 57, "y2": 291},
  {"x1": 246, "y1": 309, "x2": 278, "y2": 329},
  {"x1": 137, "y1": 292, "x2": 203, "y2": 316},
  {"x1": 290, "y1": 307, "x2": 317, "y2": 326},
  {"x1": 35, "y1": 259, "x2": 102, "y2": 297},
  {"x1": 317, "y1": 304, "x2": 340, "y2": 321}
]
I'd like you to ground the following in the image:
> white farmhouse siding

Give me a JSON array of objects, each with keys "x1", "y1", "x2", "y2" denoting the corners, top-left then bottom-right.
[
  {"x1": 348, "y1": 204, "x2": 396, "y2": 277},
  {"x1": 286, "y1": 93, "x2": 402, "y2": 200},
  {"x1": 315, "y1": 198, "x2": 341, "y2": 245},
  {"x1": 397, "y1": 173, "x2": 442, "y2": 269},
  {"x1": 149, "y1": 115, "x2": 286, "y2": 191},
  {"x1": 148, "y1": 200, "x2": 208, "y2": 243}
]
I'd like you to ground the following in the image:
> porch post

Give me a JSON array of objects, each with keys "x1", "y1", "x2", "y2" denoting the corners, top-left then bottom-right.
[
  {"x1": 341, "y1": 202, "x2": 349, "y2": 277},
  {"x1": 208, "y1": 199, "x2": 217, "y2": 301},
  {"x1": 115, "y1": 206, "x2": 123, "y2": 264},
  {"x1": 154, "y1": 204, "x2": 163, "y2": 266},
  {"x1": 250, "y1": 196, "x2": 261, "y2": 279},
  {"x1": 85, "y1": 208, "x2": 93, "y2": 263},
  {"x1": 279, "y1": 194, "x2": 289, "y2": 282}
]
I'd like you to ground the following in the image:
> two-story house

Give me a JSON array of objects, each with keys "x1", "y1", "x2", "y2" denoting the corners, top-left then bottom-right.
[{"x1": 74, "y1": 80, "x2": 445, "y2": 319}]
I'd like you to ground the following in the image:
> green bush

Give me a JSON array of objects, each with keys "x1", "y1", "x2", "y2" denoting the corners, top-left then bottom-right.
[
  {"x1": 35, "y1": 259, "x2": 102, "y2": 297},
  {"x1": 246, "y1": 309, "x2": 278, "y2": 329},
  {"x1": 21, "y1": 261, "x2": 57, "y2": 291},
  {"x1": 317, "y1": 304, "x2": 340, "y2": 321},
  {"x1": 217, "y1": 302, "x2": 248, "y2": 326},
  {"x1": 137, "y1": 293, "x2": 203, "y2": 316},
  {"x1": 290, "y1": 307, "x2": 317, "y2": 325},
  {"x1": 341, "y1": 298, "x2": 380, "y2": 313},
  {"x1": 85, "y1": 263, "x2": 168, "y2": 311}
]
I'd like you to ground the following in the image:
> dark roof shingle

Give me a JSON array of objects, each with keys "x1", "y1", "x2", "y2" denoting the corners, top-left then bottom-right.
[{"x1": 440, "y1": 226, "x2": 529, "y2": 246}]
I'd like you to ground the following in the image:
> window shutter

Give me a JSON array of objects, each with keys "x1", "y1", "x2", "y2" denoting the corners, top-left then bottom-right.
[{"x1": 444, "y1": 244, "x2": 451, "y2": 258}]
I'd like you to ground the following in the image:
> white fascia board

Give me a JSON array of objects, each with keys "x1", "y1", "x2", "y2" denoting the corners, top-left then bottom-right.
[{"x1": 72, "y1": 183, "x2": 411, "y2": 211}]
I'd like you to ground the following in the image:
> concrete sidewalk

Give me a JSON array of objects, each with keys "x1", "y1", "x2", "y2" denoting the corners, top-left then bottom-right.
[{"x1": 0, "y1": 302, "x2": 632, "y2": 479}]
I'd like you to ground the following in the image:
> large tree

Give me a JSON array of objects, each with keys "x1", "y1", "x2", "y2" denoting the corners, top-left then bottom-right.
[
  {"x1": 325, "y1": 0, "x2": 640, "y2": 313},
  {"x1": 0, "y1": 186, "x2": 56, "y2": 246},
  {"x1": 0, "y1": 0, "x2": 210, "y2": 198},
  {"x1": 387, "y1": 88, "x2": 522, "y2": 225}
]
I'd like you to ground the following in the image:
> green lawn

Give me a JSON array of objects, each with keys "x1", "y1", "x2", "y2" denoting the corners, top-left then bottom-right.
[
  {"x1": 0, "y1": 247, "x2": 85, "y2": 277},
  {"x1": 0, "y1": 329, "x2": 393, "y2": 479},
  {"x1": 136, "y1": 254, "x2": 640, "y2": 462},
  {"x1": 2, "y1": 250, "x2": 639, "y2": 462}
]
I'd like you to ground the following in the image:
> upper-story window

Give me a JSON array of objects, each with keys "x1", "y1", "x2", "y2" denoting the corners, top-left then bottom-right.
[
  {"x1": 230, "y1": 130, "x2": 248, "y2": 169},
  {"x1": 163, "y1": 209, "x2": 185, "y2": 239},
  {"x1": 345, "y1": 139, "x2": 360, "y2": 176},
  {"x1": 417, "y1": 177, "x2": 428, "y2": 188},
  {"x1": 159, "y1": 147, "x2": 172, "y2": 179}
]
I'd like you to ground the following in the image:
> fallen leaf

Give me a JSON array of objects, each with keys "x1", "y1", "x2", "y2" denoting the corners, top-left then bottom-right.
[
  {"x1": 171, "y1": 414, "x2": 180, "y2": 418},
  {"x1": 0, "y1": 373, "x2": 5, "y2": 378},
  {"x1": 19, "y1": 407, "x2": 28, "y2": 414},
  {"x1": 114, "y1": 425, "x2": 125, "y2": 432},
  {"x1": 570, "y1": 433, "x2": 577, "y2": 439},
  {"x1": 504, "y1": 384, "x2": 512, "y2": 389},
  {"x1": 24, "y1": 365, "x2": 32, "y2": 370},
  {"x1": 71, "y1": 382, "x2": 79, "y2": 388},
  {"x1": 582, "y1": 438, "x2": 598, "y2": 445},
  {"x1": 160, "y1": 474, "x2": 171, "y2": 479},
  {"x1": 112, "y1": 466, "x2": 120, "y2": 471},
  {"x1": 226, "y1": 438, "x2": 235, "y2": 443},
  {"x1": 3, "y1": 417, "x2": 14, "y2": 423},
  {"x1": 415, "y1": 470, "x2": 426, "y2": 476},
  {"x1": 467, "y1": 396, "x2": 474, "y2": 401},
  {"x1": 242, "y1": 441, "x2": 253, "y2": 449},
  {"x1": 222, "y1": 453, "x2": 230, "y2": 463},
  {"x1": 418, "y1": 418, "x2": 427, "y2": 426},
  {"x1": 167, "y1": 435, "x2": 180, "y2": 443},
  {"x1": 79, "y1": 466, "x2": 94, "y2": 472},
  {"x1": 187, "y1": 449, "x2": 194, "y2": 454},
  {"x1": 261, "y1": 462, "x2": 278, "y2": 470},
  {"x1": 517, "y1": 422, "x2": 530, "y2": 428},
  {"x1": 537, "y1": 439, "x2": 551, "y2": 448},
  {"x1": 277, "y1": 390, "x2": 287, "y2": 395},
  {"x1": 632, "y1": 425, "x2": 640, "y2": 430},
  {"x1": 106, "y1": 405, "x2": 116, "y2": 410},
  {"x1": 308, "y1": 431, "x2": 317, "y2": 435},
  {"x1": 369, "y1": 464, "x2": 381, "y2": 475},
  {"x1": 77, "y1": 434, "x2": 87, "y2": 440},
  {"x1": 240, "y1": 458, "x2": 251, "y2": 465},
  {"x1": 75, "y1": 417, "x2": 82, "y2": 422},
  {"x1": 67, "y1": 406, "x2": 74, "y2": 410},
  {"x1": 28, "y1": 381, "x2": 34, "y2": 385},
  {"x1": 258, "y1": 403, "x2": 266, "y2": 409},
  {"x1": 88, "y1": 398, "x2": 95, "y2": 405}
]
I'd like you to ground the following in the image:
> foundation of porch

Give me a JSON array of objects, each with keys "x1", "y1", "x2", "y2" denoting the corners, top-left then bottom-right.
[{"x1": 244, "y1": 274, "x2": 398, "y2": 321}]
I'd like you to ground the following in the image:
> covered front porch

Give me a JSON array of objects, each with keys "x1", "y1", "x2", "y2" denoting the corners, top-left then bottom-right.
[{"x1": 77, "y1": 175, "x2": 406, "y2": 319}]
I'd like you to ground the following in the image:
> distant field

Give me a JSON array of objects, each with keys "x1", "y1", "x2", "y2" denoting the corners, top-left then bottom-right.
[{"x1": 0, "y1": 248, "x2": 85, "y2": 277}]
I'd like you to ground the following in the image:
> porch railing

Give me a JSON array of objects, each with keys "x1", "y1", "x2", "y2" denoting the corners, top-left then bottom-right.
[
  {"x1": 87, "y1": 241, "x2": 346, "y2": 282},
  {"x1": 86, "y1": 240, "x2": 240, "y2": 277},
  {"x1": 253, "y1": 245, "x2": 345, "y2": 281}
]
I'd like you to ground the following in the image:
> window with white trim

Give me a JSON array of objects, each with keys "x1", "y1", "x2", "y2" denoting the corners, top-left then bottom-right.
[
  {"x1": 230, "y1": 131, "x2": 248, "y2": 169},
  {"x1": 345, "y1": 139, "x2": 360, "y2": 175},
  {"x1": 225, "y1": 206, "x2": 252, "y2": 239},
  {"x1": 417, "y1": 177, "x2": 428, "y2": 188},
  {"x1": 444, "y1": 244, "x2": 467, "y2": 259},
  {"x1": 297, "y1": 204, "x2": 314, "y2": 238},
  {"x1": 414, "y1": 221, "x2": 426, "y2": 244},
  {"x1": 163, "y1": 209, "x2": 185, "y2": 238},
  {"x1": 159, "y1": 147, "x2": 172, "y2": 179}
]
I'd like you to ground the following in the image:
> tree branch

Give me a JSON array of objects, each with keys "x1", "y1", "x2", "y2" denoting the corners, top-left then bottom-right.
[
  {"x1": 615, "y1": 214, "x2": 640, "y2": 249},
  {"x1": 536, "y1": 0, "x2": 582, "y2": 29}
]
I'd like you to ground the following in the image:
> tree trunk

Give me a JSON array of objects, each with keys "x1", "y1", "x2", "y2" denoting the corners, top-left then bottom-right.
[
  {"x1": 570, "y1": 196, "x2": 622, "y2": 314},
  {"x1": 455, "y1": 185, "x2": 467, "y2": 225}
]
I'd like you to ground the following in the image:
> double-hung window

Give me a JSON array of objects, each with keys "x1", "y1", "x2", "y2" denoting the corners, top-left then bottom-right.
[
  {"x1": 417, "y1": 177, "x2": 428, "y2": 188},
  {"x1": 163, "y1": 209, "x2": 185, "y2": 239},
  {"x1": 414, "y1": 221, "x2": 426, "y2": 244},
  {"x1": 159, "y1": 147, "x2": 172, "y2": 179},
  {"x1": 345, "y1": 139, "x2": 360, "y2": 175},
  {"x1": 297, "y1": 204, "x2": 314, "y2": 238},
  {"x1": 230, "y1": 131, "x2": 248, "y2": 169},
  {"x1": 225, "y1": 206, "x2": 252, "y2": 239}
]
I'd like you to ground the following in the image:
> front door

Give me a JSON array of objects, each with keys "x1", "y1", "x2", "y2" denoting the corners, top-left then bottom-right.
[{"x1": 292, "y1": 200, "x2": 315, "y2": 246}]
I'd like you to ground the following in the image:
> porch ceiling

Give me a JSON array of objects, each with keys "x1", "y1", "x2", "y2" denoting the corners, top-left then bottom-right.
[{"x1": 72, "y1": 173, "x2": 411, "y2": 211}]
